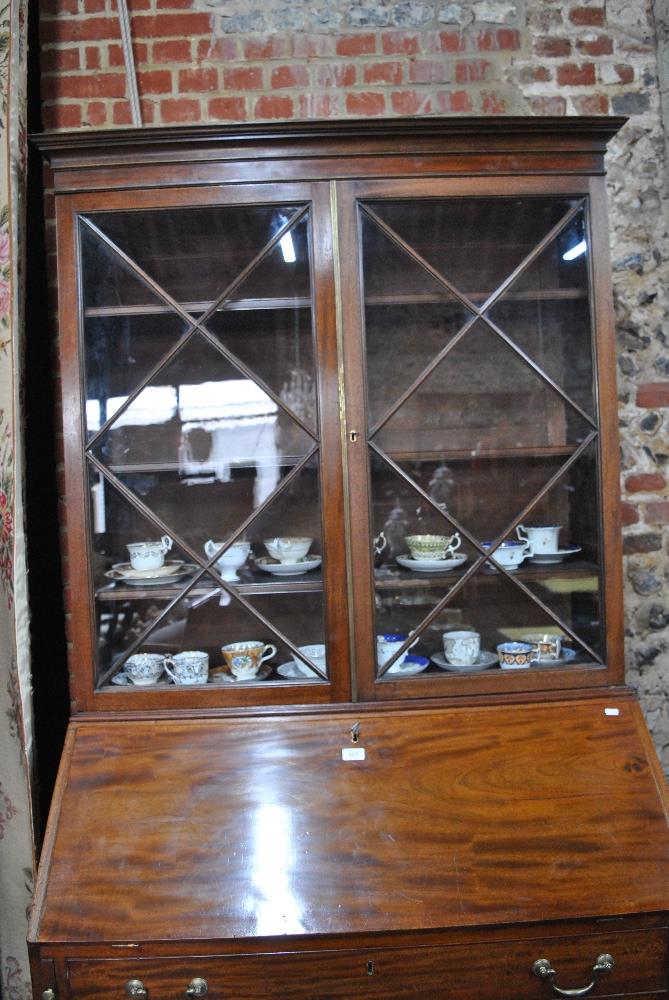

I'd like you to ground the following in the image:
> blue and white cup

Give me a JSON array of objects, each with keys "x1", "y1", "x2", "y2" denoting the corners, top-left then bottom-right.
[
  {"x1": 125, "y1": 653, "x2": 165, "y2": 686},
  {"x1": 377, "y1": 632, "x2": 417, "y2": 668},
  {"x1": 164, "y1": 650, "x2": 209, "y2": 685},
  {"x1": 483, "y1": 539, "x2": 529, "y2": 570},
  {"x1": 443, "y1": 630, "x2": 480, "y2": 666},
  {"x1": 497, "y1": 641, "x2": 536, "y2": 669},
  {"x1": 516, "y1": 524, "x2": 561, "y2": 554}
]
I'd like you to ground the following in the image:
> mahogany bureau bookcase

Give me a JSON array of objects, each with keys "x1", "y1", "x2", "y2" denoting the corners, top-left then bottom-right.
[{"x1": 29, "y1": 117, "x2": 669, "y2": 1000}]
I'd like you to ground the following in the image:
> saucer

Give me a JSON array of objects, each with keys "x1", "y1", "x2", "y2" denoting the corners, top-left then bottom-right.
[
  {"x1": 256, "y1": 556, "x2": 322, "y2": 576},
  {"x1": 529, "y1": 647, "x2": 578, "y2": 667},
  {"x1": 384, "y1": 654, "x2": 430, "y2": 676},
  {"x1": 529, "y1": 546, "x2": 581, "y2": 565},
  {"x1": 431, "y1": 650, "x2": 498, "y2": 672},
  {"x1": 105, "y1": 562, "x2": 195, "y2": 586},
  {"x1": 110, "y1": 672, "x2": 169, "y2": 686},
  {"x1": 108, "y1": 560, "x2": 185, "y2": 579},
  {"x1": 209, "y1": 662, "x2": 273, "y2": 683},
  {"x1": 396, "y1": 554, "x2": 467, "y2": 573},
  {"x1": 276, "y1": 661, "x2": 320, "y2": 680}
]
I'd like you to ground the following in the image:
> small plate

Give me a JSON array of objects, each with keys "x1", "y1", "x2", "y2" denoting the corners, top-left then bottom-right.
[
  {"x1": 396, "y1": 554, "x2": 467, "y2": 573},
  {"x1": 384, "y1": 654, "x2": 430, "y2": 676},
  {"x1": 530, "y1": 647, "x2": 578, "y2": 667},
  {"x1": 209, "y1": 662, "x2": 273, "y2": 683},
  {"x1": 108, "y1": 560, "x2": 185, "y2": 579},
  {"x1": 529, "y1": 546, "x2": 581, "y2": 565},
  {"x1": 110, "y1": 672, "x2": 169, "y2": 686},
  {"x1": 276, "y1": 661, "x2": 320, "y2": 680},
  {"x1": 256, "y1": 556, "x2": 322, "y2": 576},
  {"x1": 105, "y1": 564, "x2": 197, "y2": 586},
  {"x1": 431, "y1": 650, "x2": 498, "y2": 672}
]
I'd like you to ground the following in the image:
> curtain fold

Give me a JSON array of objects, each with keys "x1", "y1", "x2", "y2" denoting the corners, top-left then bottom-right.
[{"x1": 0, "y1": 0, "x2": 36, "y2": 996}]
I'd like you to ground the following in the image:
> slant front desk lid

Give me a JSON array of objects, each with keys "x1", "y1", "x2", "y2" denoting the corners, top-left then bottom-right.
[{"x1": 32, "y1": 695, "x2": 669, "y2": 945}]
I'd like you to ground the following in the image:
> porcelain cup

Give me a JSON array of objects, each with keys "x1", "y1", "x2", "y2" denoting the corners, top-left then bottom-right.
[
  {"x1": 376, "y1": 632, "x2": 418, "y2": 668},
  {"x1": 124, "y1": 653, "x2": 165, "y2": 686},
  {"x1": 127, "y1": 535, "x2": 172, "y2": 571},
  {"x1": 405, "y1": 532, "x2": 461, "y2": 561},
  {"x1": 443, "y1": 630, "x2": 480, "y2": 666},
  {"x1": 264, "y1": 536, "x2": 313, "y2": 564},
  {"x1": 516, "y1": 524, "x2": 561, "y2": 555},
  {"x1": 521, "y1": 632, "x2": 562, "y2": 661},
  {"x1": 164, "y1": 650, "x2": 209, "y2": 685},
  {"x1": 204, "y1": 539, "x2": 251, "y2": 581},
  {"x1": 222, "y1": 641, "x2": 277, "y2": 680},
  {"x1": 293, "y1": 643, "x2": 327, "y2": 676},
  {"x1": 483, "y1": 539, "x2": 529, "y2": 570},
  {"x1": 497, "y1": 641, "x2": 536, "y2": 669}
]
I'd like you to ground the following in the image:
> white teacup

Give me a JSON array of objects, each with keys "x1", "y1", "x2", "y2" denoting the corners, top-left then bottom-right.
[
  {"x1": 293, "y1": 643, "x2": 327, "y2": 676},
  {"x1": 516, "y1": 524, "x2": 561, "y2": 554},
  {"x1": 443, "y1": 630, "x2": 480, "y2": 666},
  {"x1": 521, "y1": 632, "x2": 562, "y2": 661},
  {"x1": 483, "y1": 539, "x2": 529, "y2": 570},
  {"x1": 377, "y1": 632, "x2": 418, "y2": 668},
  {"x1": 222, "y1": 640, "x2": 277, "y2": 679},
  {"x1": 264, "y1": 536, "x2": 313, "y2": 563},
  {"x1": 124, "y1": 653, "x2": 165, "y2": 686},
  {"x1": 127, "y1": 535, "x2": 172, "y2": 571},
  {"x1": 405, "y1": 533, "x2": 461, "y2": 561},
  {"x1": 164, "y1": 650, "x2": 209, "y2": 685},
  {"x1": 204, "y1": 539, "x2": 251, "y2": 581}
]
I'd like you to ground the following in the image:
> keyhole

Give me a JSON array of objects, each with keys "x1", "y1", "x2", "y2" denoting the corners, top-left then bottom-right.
[
  {"x1": 350, "y1": 723, "x2": 360, "y2": 743},
  {"x1": 367, "y1": 961, "x2": 375, "y2": 976}
]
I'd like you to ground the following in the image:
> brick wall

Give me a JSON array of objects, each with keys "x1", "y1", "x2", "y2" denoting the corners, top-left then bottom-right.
[{"x1": 37, "y1": 0, "x2": 669, "y2": 769}]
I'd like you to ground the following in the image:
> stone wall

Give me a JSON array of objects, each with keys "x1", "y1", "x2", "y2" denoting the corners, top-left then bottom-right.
[{"x1": 37, "y1": 0, "x2": 669, "y2": 769}]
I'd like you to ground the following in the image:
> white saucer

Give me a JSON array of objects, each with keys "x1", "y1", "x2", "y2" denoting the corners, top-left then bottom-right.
[
  {"x1": 431, "y1": 650, "x2": 498, "y2": 672},
  {"x1": 276, "y1": 661, "x2": 320, "y2": 680},
  {"x1": 384, "y1": 654, "x2": 430, "y2": 676},
  {"x1": 107, "y1": 560, "x2": 185, "y2": 580},
  {"x1": 110, "y1": 672, "x2": 170, "y2": 686},
  {"x1": 209, "y1": 662, "x2": 273, "y2": 683},
  {"x1": 106, "y1": 564, "x2": 196, "y2": 586},
  {"x1": 396, "y1": 554, "x2": 467, "y2": 573},
  {"x1": 256, "y1": 556, "x2": 322, "y2": 576},
  {"x1": 529, "y1": 546, "x2": 582, "y2": 565}
]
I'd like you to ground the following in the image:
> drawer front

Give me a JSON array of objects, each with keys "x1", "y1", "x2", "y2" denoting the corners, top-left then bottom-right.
[{"x1": 66, "y1": 929, "x2": 667, "y2": 1000}]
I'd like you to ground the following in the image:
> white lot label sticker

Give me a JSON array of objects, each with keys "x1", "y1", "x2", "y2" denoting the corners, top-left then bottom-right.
[
  {"x1": 604, "y1": 707, "x2": 620, "y2": 716},
  {"x1": 342, "y1": 747, "x2": 366, "y2": 761}
]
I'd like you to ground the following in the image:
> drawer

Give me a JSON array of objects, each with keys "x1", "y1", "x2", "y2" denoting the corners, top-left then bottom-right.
[{"x1": 65, "y1": 928, "x2": 667, "y2": 1000}]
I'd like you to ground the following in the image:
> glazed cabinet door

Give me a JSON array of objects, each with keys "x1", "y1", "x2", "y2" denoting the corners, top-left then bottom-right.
[
  {"x1": 59, "y1": 183, "x2": 350, "y2": 709},
  {"x1": 337, "y1": 177, "x2": 623, "y2": 701}
]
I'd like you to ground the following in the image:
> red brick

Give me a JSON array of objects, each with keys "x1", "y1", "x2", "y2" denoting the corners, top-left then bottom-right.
[
  {"x1": 58, "y1": 72, "x2": 127, "y2": 98},
  {"x1": 131, "y1": 13, "x2": 212, "y2": 40},
  {"x1": 381, "y1": 31, "x2": 420, "y2": 55},
  {"x1": 223, "y1": 66, "x2": 263, "y2": 90},
  {"x1": 455, "y1": 59, "x2": 492, "y2": 83},
  {"x1": 293, "y1": 34, "x2": 335, "y2": 58},
  {"x1": 85, "y1": 101, "x2": 107, "y2": 127},
  {"x1": 534, "y1": 37, "x2": 571, "y2": 58},
  {"x1": 577, "y1": 34, "x2": 613, "y2": 56},
  {"x1": 139, "y1": 98, "x2": 156, "y2": 123},
  {"x1": 137, "y1": 70, "x2": 173, "y2": 94},
  {"x1": 436, "y1": 90, "x2": 474, "y2": 113},
  {"x1": 570, "y1": 94, "x2": 609, "y2": 114},
  {"x1": 620, "y1": 502, "x2": 639, "y2": 527},
  {"x1": 108, "y1": 42, "x2": 148, "y2": 65},
  {"x1": 569, "y1": 6, "x2": 605, "y2": 26},
  {"x1": 41, "y1": 103, "x2": 83, "y2": 129},
  {"x1": 336, "y1": 34, "x2": 376, "y2": 56},
  {"x1": 476, "y1": 28, "x2": 521, "y2": 51},
  {"x1": 40, "y1": 17, "x2": 120, "y2": 43},
  {"x1": 637, "y1": 383, "x2": 669, "y2": 407},
  {"x1": 625, "y1": 472, "x2": 667, "y2": 493},
  {"x1": 437, "y1": 31, "x2": 466, "y2": 53},
  {"x1": 179, "y1": 67, "x2": 218, "y2": 92},
  {"x1": 645, "y1": 501, "x2": 669, "y2": 525},
  {"x1": 197, "y1": 38, "x2": 237, "y2": 61},
  {"x1": 160, "y1": 98, "x2": 201, "y2": 122},
  {"x1": 518, "y1": 65, "x2": 551, "y2": 84},
  {"x1": 612, "y1": 63, "x2": 634, "y2": 84},
  {"x1": 271, "y1": 64, "x2": 310, "y2": 89},
  {"x1": 243, "y1": 35, "x2": 290, "y2": 60},
  {"x1": 298, "y1": 92, "x2": 343, "y2": 117},
  {"x1": 83, "y1": 0, "x2": 105, "y2": 12},
  {"x1": 557, "y1": 62, "x2": 596, "y2": 86},
  {"x1": 530, "y1": 96, "x2": 566, "y2": 114},
  {"x1": 363, "y1": 61, "x2": 403, "y2": 85},
  {"x1": 85, "y1": 45, "x2": 101, "y2": 70},
  {"x1": 316, "y1": 63, "x2": 357, "y2": 88},
  {"x1": 409, "y1": 58, "x2": 449, "y2": 84},
  {"x1": 40, "y1": 0, "x2": 78, "y2": 14},
  {"x1": 254, "y1": 95, "x2": 294, "y2": 119},
  {"x1": 40, "y1": 47, "x2": 81, "y2": 71},
  {"x1": 112, "y1": 101, "x2": 133, "y2": 125},
  {"x1": 345, "y1": 91, "x2": 386, "y2": 115},
  {"x1": 390, "y1": 90, "x2": 433, "y2": 115},
  {"x1": 481, "y1": 92, "x2": 508, "y2": 114},
  {"x1": 208, "y1": 96, "x2": 247, "y2": 121},
  {"x1": 153, "y1": 39, "x2": 192, "y2": 62}
]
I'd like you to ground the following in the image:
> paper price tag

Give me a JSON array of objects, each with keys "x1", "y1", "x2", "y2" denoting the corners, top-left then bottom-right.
[
  {"x1": 604, "y1": 707, "x2": 620, "y2": 716},
  {"x1": 341, "y1": 747, "x2": 366, "y2": 761}
]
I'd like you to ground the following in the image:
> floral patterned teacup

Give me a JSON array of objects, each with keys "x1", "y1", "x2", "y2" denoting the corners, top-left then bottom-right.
[{"x1": 222, "y1": 641, "x2": 277, "y2": 680}]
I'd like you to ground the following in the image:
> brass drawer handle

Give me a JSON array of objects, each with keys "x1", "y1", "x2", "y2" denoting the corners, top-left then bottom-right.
[
  {"x1": 185, "y1": 979, "x2": 208, "y2": 997},
  {"x1": 532, "y1": 954, "x2": 614, "y2": 997},
  {"x1": 125, "y1": 980, "x2": 147, "y2": 998}
]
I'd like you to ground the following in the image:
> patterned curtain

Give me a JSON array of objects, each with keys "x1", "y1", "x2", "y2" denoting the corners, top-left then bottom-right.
[{"x1": 0, "y1": 0, "x2": 36, "y2": 994}]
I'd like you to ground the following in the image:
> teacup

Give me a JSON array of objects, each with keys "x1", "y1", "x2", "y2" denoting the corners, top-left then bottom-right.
[
  {"x1": 264, "y1": 536, "x2": 313, "y2": 564},
  {"x1": 483, "y1": 539, "x2": 529, "y2": 570},
  {"x1": 516, "y1": 524, "x2": 561, "y2": 555},
  {"x1": 405, "y1": 533, "x2": 461, "y2": 561},
  {"x1": 204, "y1": 539, "x2": 251, "y2": 581},
  {"x1": 124, "y1": 653, "x2": 165, "y2": 686},
  {"x1": 293, "y1": 643, "x2": 327, "y2": 676},
  {"x1": 376, "y1": 632, "x2": 417, "y2": 668},
  {"x1": 127, "y1": 535, "x2": 172, "y2": 571},
  {"x1": 222, "y1": 640, "x2": 277, "y2": 680},
  {"x1": 497, "y1": 641, "x2": 536, "y2": 669},
  {"x1": 164, "y1": 650, "x2": 209, "y2": 685},
  {"x1": 521, "y1": 632, "x2": 562, "y2": 662},
  {"x1": 443, "y1": 630, "x2": 480, "y2": 666}
]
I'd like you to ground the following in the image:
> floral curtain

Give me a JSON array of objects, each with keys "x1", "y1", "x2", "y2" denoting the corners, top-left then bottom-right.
[{"x1": 0, "y1": 0, "x2": 36, "y2": 995}]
